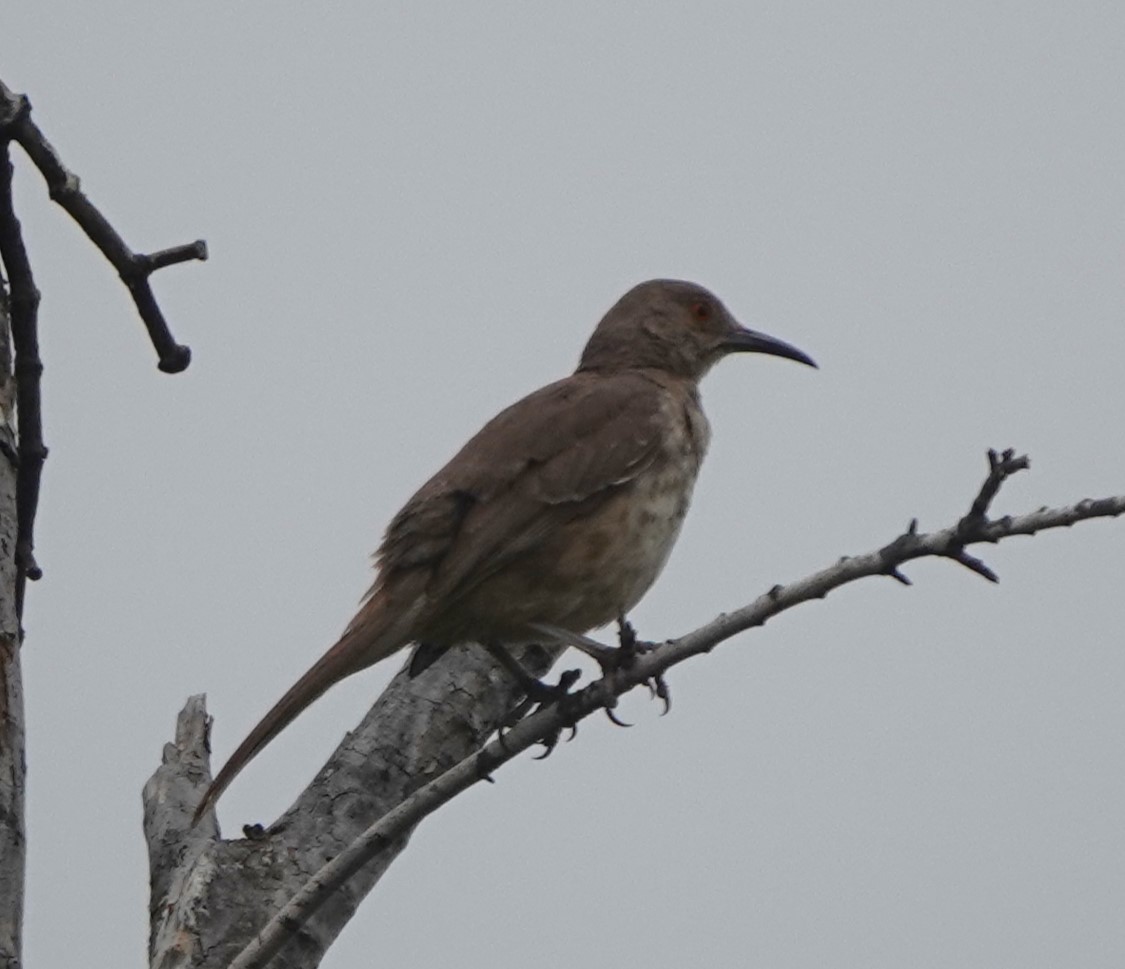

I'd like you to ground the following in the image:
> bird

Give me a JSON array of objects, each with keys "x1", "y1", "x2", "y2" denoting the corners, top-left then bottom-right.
[{"x1": 193, "y1": 279, "x2": 815, "y2": 823}]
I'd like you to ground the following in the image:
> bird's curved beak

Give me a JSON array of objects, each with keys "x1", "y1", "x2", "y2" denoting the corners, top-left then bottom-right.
[{"x1": 722, "y1": 326, "x2": 817, "y2": 368}]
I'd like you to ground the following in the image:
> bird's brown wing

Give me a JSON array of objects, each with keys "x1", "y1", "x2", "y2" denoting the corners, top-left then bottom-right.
[{"x1": 375, "y1": 371, "x2": 666, "y2": 607}]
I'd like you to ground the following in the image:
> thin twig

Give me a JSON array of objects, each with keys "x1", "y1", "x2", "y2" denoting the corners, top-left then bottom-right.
[
  {"x1": 942, "y1": 448, "x2": 1031, "y2": 583},
  {"x1": 226, "y1": 451, "x2": 1125, "y2": 969},
  {"x1": 0, "y1": 139, "x2": 45, "y2": 612},
  {"x1": 0, "y1": 78, "x2": 204, "y2": 373},
  {"x1": 964, "y1": 448, "x2": 1030, "y2": 525}
]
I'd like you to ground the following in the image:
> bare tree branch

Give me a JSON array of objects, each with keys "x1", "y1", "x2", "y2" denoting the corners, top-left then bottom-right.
[
  {"x1": 146, "y1": 451, "x2": 1123, "y2": 969},
  {"x1": 0, "y1": 78, "x2": 205, "y2": 375},
  {"x1": 225, "y1": 452, "x2": 1124, "y2": 968},
  {"x1": 0, "y1": 75, "x2": 208, "y2": 617},
  {"x1": 0, "y1": 136, "x2": 45, "y2": 612}
]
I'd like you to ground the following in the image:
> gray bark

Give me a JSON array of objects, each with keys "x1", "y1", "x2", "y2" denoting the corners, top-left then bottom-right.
[
  {"x1": 0, "y1": 276, "x2": 26, "y2": 969},
  {"x1": 143, "y1": 643, "x2": 559, "y2": 969}
]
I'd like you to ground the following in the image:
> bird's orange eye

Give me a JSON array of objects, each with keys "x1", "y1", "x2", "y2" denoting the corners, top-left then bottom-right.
[{"x1": 691, "y1": 301, "x2": 712, "y2": 323}]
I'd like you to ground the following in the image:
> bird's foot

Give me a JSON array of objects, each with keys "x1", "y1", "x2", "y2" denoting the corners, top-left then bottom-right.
[
  {"x1": 615, "y1": 616, "x2": 648, "y2": 667},
  {"x1": 646, "y1": 671, "x2": 671, "y2": 716},
  {"x1": 526, "y1": 622, "x2": 633, "y2": 726},
  {"x1": 531, "y1": 617, "x2": 655, "y2": 674},
  {"x1": 498, "y1": 667, "x2": 584, "y2": 757},
  {"x1": 525, "y1": 668, "x2": 583, "y2": 705},
  {"x1": 617, "y1": 616, "x2": 671, "y2": 715},
  {"x1": 528, "y1": 619, "x2": 669, "y2": 718},
  {"x1": 499, "y1": 667, "x2": 582, "y2": 730},
  {"x1": 484, "y1": 641, "x2": 579, "y2": 705},
  {"x1": 532, "y1": 720, "x2": 575, "y2": 759}
]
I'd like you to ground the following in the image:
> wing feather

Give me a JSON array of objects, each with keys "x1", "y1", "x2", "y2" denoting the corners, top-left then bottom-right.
[{"x1": 374, "y1": 371, "x2": 665, "y2": 608}]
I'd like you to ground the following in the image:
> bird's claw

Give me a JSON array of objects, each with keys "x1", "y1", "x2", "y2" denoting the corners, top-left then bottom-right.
[
  {"x1": 526, "y1": 671, "x2": 586, "y2": 758},
  {"x1": 499, "y1": 667, "x2": 582, "y2": 736},
  {"x1": 532, "y1": 732, "x2": 559, "y2": 759},
  {"x1": 618, "y1": 617, "x2": 670, "y2": 712},
  {"x1": 532, "y1": 717, "x2": 581, "y2": 759},
  {"x1": 526, "y1": 667, "x2": 582, "y2": 704},
  {"x1": 604, "y1": 701, "x2": 632, "y2": 728},
  {"x1": 647, "y1": 672, "x2": 671, "y2": 715},
  {"x1": 527, "y1": 618, "x2": 657, "y2": 680},
  {"x1": 611, "y1": 616, "x2": 659, "y2": 671},
  {"x1": 503, "y1": 620, "x2": 665, "y2": 749}
]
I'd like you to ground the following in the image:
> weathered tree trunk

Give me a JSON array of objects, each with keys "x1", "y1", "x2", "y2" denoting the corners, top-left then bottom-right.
[
  {"x1": 143, "y1": 644, "x2": 559, "y2": 969},
  {"x1": 0, "y1": 269, "x2": 27, "y2": 968}
]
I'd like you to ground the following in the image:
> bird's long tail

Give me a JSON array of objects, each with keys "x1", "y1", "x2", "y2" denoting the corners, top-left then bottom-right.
[{"x1": 192, "y1": 587, "x2": 419, "y2": 825}]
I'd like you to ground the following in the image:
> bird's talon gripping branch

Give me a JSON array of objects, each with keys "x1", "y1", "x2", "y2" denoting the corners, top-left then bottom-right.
[
  {"x1": 604, "y1": 700, "x2": 632, "y2": 728},
  {"x1": 497, "y1": 667, "x2": 582, "y2": 736},
  {"x1": 525, "y1": 668, "x2": 583, "y2": 705},
  {"x1": 615, "y1": 616, "x2": 662, "y2": 668},
  {"x1": 473, "y1": 748, "x2": 498, "y2": 783},
  {"x1": 485, "y1": 640, "x2": 582, "y2": 720},
  {"x1": 529, "y1": 619, "x2": 658, "y2": 677},
  {"x1": 533, "y1": 703, "x2": 585, "y2": 759},
  {"x1": 647, "y1": 674, "x2": 672, "y2": 715},
  {"x1": 533, "y1": 728, "x2": 564, "y2": 760}
]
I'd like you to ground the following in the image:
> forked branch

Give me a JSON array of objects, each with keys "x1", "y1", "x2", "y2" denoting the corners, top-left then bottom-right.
[
  {"x1": 0, "y1": 77, "x2": 205, "y2": 608},
  {"x1": 0, "y1": 79, "x2": 204, "y2": 374}
]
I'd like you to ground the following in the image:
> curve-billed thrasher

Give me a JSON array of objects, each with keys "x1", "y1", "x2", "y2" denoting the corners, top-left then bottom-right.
[{"x1": 194, "y1": 279, "x2": 815, "y2": 821}]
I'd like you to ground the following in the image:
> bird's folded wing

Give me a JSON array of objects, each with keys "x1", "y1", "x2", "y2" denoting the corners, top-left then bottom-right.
[{"x1": 376, "y1": 372, "x2": 667, "y2": 605}]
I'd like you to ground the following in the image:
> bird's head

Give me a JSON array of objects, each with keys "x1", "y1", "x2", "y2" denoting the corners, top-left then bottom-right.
[{"x1": 578, "y1": 279, "x2": 816, "y2": 380}]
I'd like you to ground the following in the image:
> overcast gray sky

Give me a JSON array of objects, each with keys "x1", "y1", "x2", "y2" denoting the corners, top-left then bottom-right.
[{"x1": 5, "y1": 2, "x2": 1124, "y2": 967}]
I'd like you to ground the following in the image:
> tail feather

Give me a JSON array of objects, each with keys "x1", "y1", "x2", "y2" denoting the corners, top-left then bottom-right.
[{"x1": 192, "y1": 588, "x2": 416, "y2": 825}]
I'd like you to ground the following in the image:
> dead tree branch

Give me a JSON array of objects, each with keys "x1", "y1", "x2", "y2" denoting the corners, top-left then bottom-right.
[
  {"x1": 0, "y1": 76, "x2": 206, "y2": 608},
  {"x1": 225, "y1": 450, "x2": 1124, "y2": 968},
  {"x1": 0, "y1": 78, "x2": 204, "y2": 374},
  {"x1": 145, "y1": 450, "x2": 1124, "y2": 969},
  {"x1": 0, "y1": 136, "x2": 44, "y2": 612}
]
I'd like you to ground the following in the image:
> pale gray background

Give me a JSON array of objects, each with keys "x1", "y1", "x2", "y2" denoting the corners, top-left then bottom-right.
[{"x1": 4, "y1": 3, "x2": 1124, "y2": 967}]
